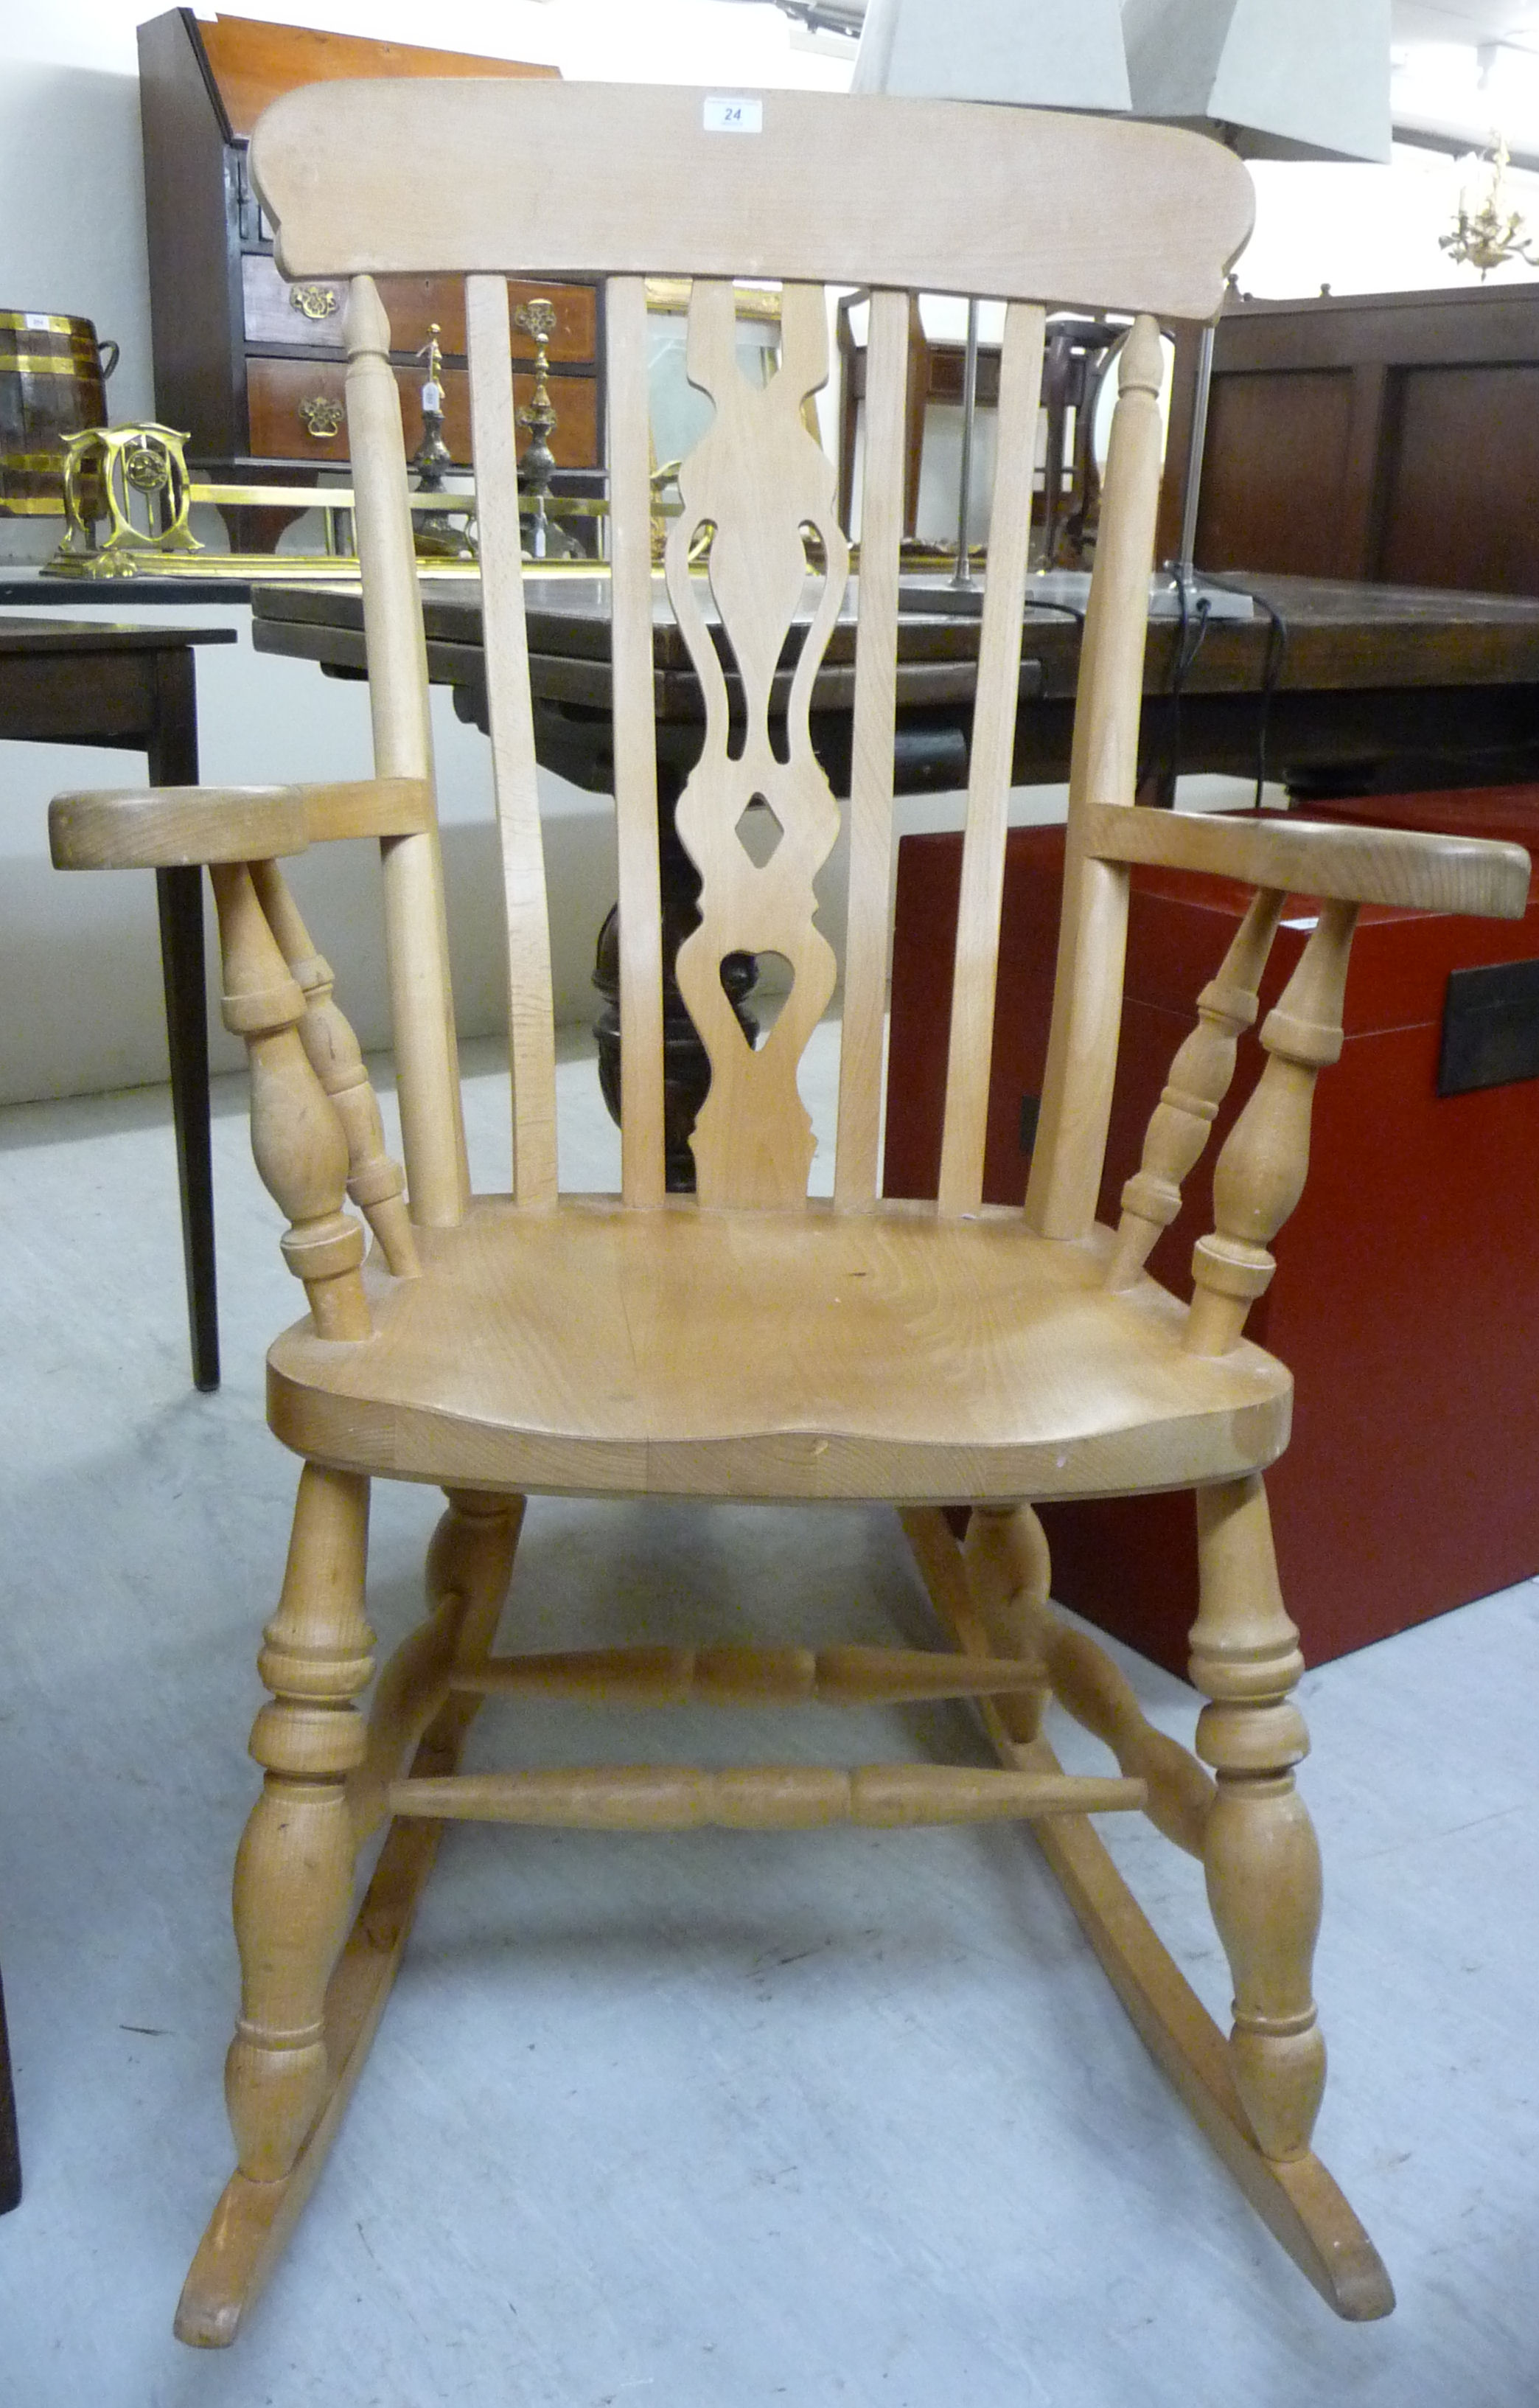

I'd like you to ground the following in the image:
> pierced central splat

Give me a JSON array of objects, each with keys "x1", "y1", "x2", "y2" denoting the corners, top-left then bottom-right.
[{"x1": 666, "y1": 280, "x2": 848, "y2": 1208}]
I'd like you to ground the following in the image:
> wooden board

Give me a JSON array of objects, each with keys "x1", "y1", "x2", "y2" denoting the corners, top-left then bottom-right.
[
  {"x1": 199, "y1": 15, "x2": 556, "y2": 142},
  {"x1": 251, "y1": 85, "x2": 1252, "y2": 321},
  {"x1": 266, "y1": 1197, "x2": 1293, "y2": 1502}
]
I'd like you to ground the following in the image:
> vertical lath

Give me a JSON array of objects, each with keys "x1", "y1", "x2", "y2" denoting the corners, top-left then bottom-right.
[
  {"x1": 1025, "y1": 314, "x2": 1167, "y2": 1239},
  {"x1": 466, "y1": 273, "x2": 558, "y2": 1205},
  {"x1": 666, "y1": 279, "x2": 848, "y2": 1208},
  {"x1": 936, "y1": 302, "x2": 1047, "y2": 1217},
  {"x1": 605, "y1": 274, "x2": 666, "y2": 1207},
  {"x1": 833, "y1": 286, "x2": 908, "y2": 1214},
  {"x1": 344, "y1": 274, "x2": 469, "y2": 1225}
]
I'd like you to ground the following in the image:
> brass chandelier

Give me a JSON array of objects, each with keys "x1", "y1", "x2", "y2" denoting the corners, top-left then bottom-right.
[{"x1": 1440, "y1": 135, "x2": 1539, "y2": 277}]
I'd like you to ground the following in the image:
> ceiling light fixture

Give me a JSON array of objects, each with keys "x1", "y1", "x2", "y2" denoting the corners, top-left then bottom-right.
[{"x1": 1440, "y1": 131, "x2": 1539, "y2": 274}]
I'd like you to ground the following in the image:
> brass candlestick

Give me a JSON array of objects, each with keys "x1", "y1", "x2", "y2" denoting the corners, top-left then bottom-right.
[
  {"x1": 408, "y1": 324, "x2": 473, "y2": 558},
  {"x1": 514, "y1": 296, "x2": 576, "y2": 560}
]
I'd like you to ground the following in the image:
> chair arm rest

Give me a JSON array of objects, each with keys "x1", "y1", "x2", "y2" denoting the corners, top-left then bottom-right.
[
  {"x1": 49, "y1": 776, "x2": 431, "y2": 871},
  {"x1": 1084, "y1": 804, "x2": 1531, "y2": 919}
]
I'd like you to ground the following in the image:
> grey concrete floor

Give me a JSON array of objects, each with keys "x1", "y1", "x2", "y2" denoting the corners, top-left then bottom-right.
[{"x1": 1, "y1": 1026, "x2": 1536, "y2": 2407}]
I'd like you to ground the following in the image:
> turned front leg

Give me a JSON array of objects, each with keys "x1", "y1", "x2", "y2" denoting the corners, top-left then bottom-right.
[
  {"x1": 1191, "y1": 1476, "x2": 1324, "y2": 2162},
  {"x1": 226, "y1": 1464, "x2": 374, "y2": 2183}
]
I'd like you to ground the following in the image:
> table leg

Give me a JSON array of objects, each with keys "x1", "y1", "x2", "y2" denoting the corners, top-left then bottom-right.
[
  {"x1": 593, "y1": 762, "x2": 756, "y2": 1192},
  {"x1": 150, "y1": 649, "x2": 219, "y2": 1392},
  {"x1": 215, "y1": 501, "x2": 308, "y2": 555},
  {"x1": 0, "y1": 1964, "x2": 18, "y2": 2213}
]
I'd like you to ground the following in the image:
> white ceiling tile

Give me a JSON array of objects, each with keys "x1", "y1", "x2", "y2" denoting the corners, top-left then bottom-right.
[{"x1": 1393, "y1": 0, "x2": 1539, "y2": 39}]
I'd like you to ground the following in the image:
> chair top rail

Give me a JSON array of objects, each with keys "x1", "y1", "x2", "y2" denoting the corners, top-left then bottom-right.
[{"x1": 251, "y1": 83, "x2": 1252, "y2": 321}]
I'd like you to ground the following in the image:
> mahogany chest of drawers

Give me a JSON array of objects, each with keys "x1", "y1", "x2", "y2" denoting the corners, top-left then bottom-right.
[{"x1": 136, "y1": 10, "x2": 604, "y2": 546}]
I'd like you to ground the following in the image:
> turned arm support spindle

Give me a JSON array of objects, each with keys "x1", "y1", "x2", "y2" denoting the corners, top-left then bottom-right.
[
  {"x1": 1107, "y1": 887, "x2": 1285, "y2": 1290},
  {"x1": 250, "y1": 858, "x2": 419, "y2": 1279},
  {"x1": 209, "y1": 860, "x2": 371, "y2": 1340},
  {"x1": 1186, "y1": 899, "x2": 1358, "y2": 1358},
  {"x1": 1082, "y1": 804, "x2": 1527, "y2": 1312}
]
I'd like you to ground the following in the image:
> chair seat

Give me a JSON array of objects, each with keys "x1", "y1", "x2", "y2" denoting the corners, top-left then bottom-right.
[{"x1": 267, "y1": 1197, "x2": 1292, "y2": 1501}]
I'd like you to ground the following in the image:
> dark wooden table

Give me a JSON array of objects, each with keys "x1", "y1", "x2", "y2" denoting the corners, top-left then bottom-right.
[
  {"x1": 252, "y1": 569, "x2": 1539, "y2": 1176},
  {"x1": 254, "y1": 568, "x2": 1539, "y2": 795},
  {"x1": 1, "y1": 615, "x2": 237, "y2": 1393}
]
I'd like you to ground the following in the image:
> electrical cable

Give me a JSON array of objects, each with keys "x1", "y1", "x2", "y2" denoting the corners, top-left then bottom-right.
[
  {"x1": 1189, "y1": 570, "x2": 1291, "y2": 810},
  {"x1": 1140, "y1": 571, "x2": 1212, "y2": 798}
]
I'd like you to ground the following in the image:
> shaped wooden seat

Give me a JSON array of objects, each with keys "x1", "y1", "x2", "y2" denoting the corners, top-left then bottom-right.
[
  {"x1": 47, "y1": 78, "x2": 1529, "y2": 2353},
  {"x1": 268, "y1": 1200, "x2": 1293, "y2": 1498}
]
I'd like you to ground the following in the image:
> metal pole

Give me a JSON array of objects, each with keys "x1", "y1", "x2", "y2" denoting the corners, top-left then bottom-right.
[
  {"x1": 952, "y1": 296, "x2": 980, "y2": 588},
  {"x1": 1176, "y1": 318, "x2": 1216, "y2": 588}
]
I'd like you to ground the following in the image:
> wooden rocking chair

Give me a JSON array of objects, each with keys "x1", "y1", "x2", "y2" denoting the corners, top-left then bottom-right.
[{"x1": 49, "y1": 81, "x2": 1529, "y2": 2345}]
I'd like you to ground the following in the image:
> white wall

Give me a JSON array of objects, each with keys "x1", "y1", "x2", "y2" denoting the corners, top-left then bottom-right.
[
  {"x1": 0, "y1": 603, "x2": 627, "y2": 1096},
  {"x1": 1242, "y1": 141, "x2": 1539, "y2": 300}
]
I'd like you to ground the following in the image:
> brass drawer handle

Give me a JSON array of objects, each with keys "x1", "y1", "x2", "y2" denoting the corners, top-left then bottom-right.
[
  {"x1": 299, "y1": 397, "x2": 344, "y2": 439},
  {"x1": 290, "y1": 283, "x2": 340, "y2": 321}
]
